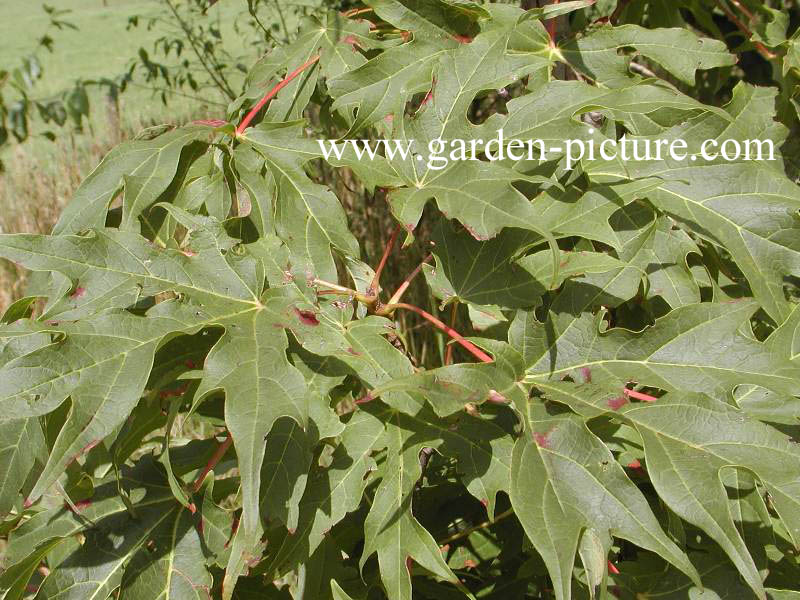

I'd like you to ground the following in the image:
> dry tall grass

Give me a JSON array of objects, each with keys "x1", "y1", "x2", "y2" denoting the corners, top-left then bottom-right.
[
  {"x1": 0, "y1": 140, "x2": 102, "y2": 311},
  {"x1": 0, "y1": 95, "x2": 212, "y2": 312}
]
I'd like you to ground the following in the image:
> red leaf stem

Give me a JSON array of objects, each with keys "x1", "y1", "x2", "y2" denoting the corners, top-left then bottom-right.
[
  {"x1": 386, "y1": 302, "x2": 493, "y2": 364},
  {"x1": 192, "y1": 431, "x2": 233, "y2": 492},
  {"x1": 623, "y1": 388, "x2": 658, "y2": 403},
  {"x1": 236, "y1": 55, "x2": 321, "y2": 134}
]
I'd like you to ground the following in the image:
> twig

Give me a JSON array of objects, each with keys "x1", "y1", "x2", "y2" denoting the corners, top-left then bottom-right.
[
  {"x1": 313, "y1": 278, "x2": 374, "y2": 304},
  {"x1": 368, "y1": 225, "x2": 402, "y2": 296},
  {"x1": 629, "y1": 60, "x2": 658, "y2": 79},
  {"x1": 715, "y1": 0, "x2": 777, "y2": 61},
  {"x1": 355, "y1": 393, "x2": 374, "y2": 405},
  {"x1": 192, "y1": 431, "x2": 233, "y2": 492},
  {"x1": 383, "y1": 302, "x2": 493, "y2": 363},
  {"x1": 273, "y1": 0, "x2": 290, "y2": 44},
  {"x1": 610, "y1": 0, "x2": 632, "y2": 25},
  {"x1": 628, "y1": 59, "x2": 681, "y2": 92},
  {"x1": 438, "y1": 508, "x2": 514, "y2": 546},
  {"x1": 164, "y1": 0, "x2": 237, "y2": 100},
  {"x1": 728, "y1": 0, "x2": 754, "y2": 22},
  {"x1": 312, "y1": 278, "x2": 357, "y2": 295},
  {"x1": 247, "y1": 1, "x2": 282, "y2": 46},
  {"x1": 236, "y1": 54, "x2": 320, "y2": 134},
  {"x1": 343, "y1": 7, "x2": 374, "y2": 18},
  {"x1": 444, "y1": 302, "x2": 458, "y2": 365},
  {"x1": 125, "y1": 81, "x2": 228, "y2": 106}
]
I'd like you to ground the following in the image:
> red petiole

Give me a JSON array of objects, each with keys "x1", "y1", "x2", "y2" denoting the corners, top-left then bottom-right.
[
  {"x1": 383, "y1": 302, "x2": 493, "y2": 364},
  {"x1": 383, "y1": 253, "x2": 431, "y2": 307},
  {"x1": 236, "y1": 54, "x2": 321, "y2": 134},
  {"x1": 368, "y1": 225, "x2": 402, "y2": 296},
  {"x1": 444, "y1": 303, "x2": 458, "y2": 365},
  {"x1": 545, "y1": 0, "x2": 561, "y2": 45},
  {"x1": 314, "y1": 225, "x2": 489, "y2": 363},
  {"x1": 192, "y1": 430, "x2": 233, "y2": 493},
  {"x1": 623, "y1": 388, "x2": 658, "y2": 403}
]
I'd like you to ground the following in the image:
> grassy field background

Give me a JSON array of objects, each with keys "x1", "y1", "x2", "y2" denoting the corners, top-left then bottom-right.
[
  {"x1": 0, "y1": 0, "x2": 245, "y2": 124},
  {"x1": 4, "y1": 0, "x2": 176, "y2": 96},
  {"x1": 0, "y1": 0, "x2": 315, "y2": 309}
]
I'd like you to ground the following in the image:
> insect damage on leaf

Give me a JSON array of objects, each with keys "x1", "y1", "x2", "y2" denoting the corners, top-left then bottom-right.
[{"x1": 293, "y1": 307, "x2": 320, "y2": 326}]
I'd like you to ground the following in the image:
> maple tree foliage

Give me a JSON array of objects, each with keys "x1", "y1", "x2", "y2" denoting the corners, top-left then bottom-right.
[{"x1": 2, "y1": 1, "x2": 800, "y2": 599}]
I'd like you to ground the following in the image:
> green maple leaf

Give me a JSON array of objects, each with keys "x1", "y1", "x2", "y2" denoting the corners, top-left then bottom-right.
[
  {"x1": 585, "y1": 83, "x2": 800, "y2": 322},
  {"x1": 359, "y1": 405, "x2": 461, "y2": 600},
  {"x1": 559, "y1": 24, "x2": 736, "y2": 86},
  {"x1": 423, "y1": 218, "x2": 541, "y2": 310},
  {"x1": 510, "y1": 402, "x2": 700, "y2": 600},
  {"x1": 366, "y1": 0, "x2": 489, "y2": 40},
  {"x1": 3, "y1": 2, "x2": 800, "y2": 598},
  {"x1": 612, "y1": 206, "x2": 703, "y2": 309},
  {"x1": 0, "y1": 311, "x2": 185, "y2": 503},
  {"x1": 53, "y1": 126, "x2": 211, "y2": 236},
  {"x1": 328, "y1": 36, "x2": 446, "y2": 135},
  {"x1": 1, "y1": 458, "x2": 192, "y2": 600},
  {"x1": 0, "y1": 417, "x2": 45, "y2": 518},
  {"x1": 507, "y1": 247, "x2": 800, "y2": 400},
  {"x1": 242, "y1": 122, "x2": 361, "y2": 281},
  {"x1": 542, "y1": 384, "x2": 800, "y2": 599},
  {"x1": 234, "y1": 12, "x2": 380, "y2": 124},
  {"x1": 261, "y1": 407, "x2": 385, "y2": 576}
]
